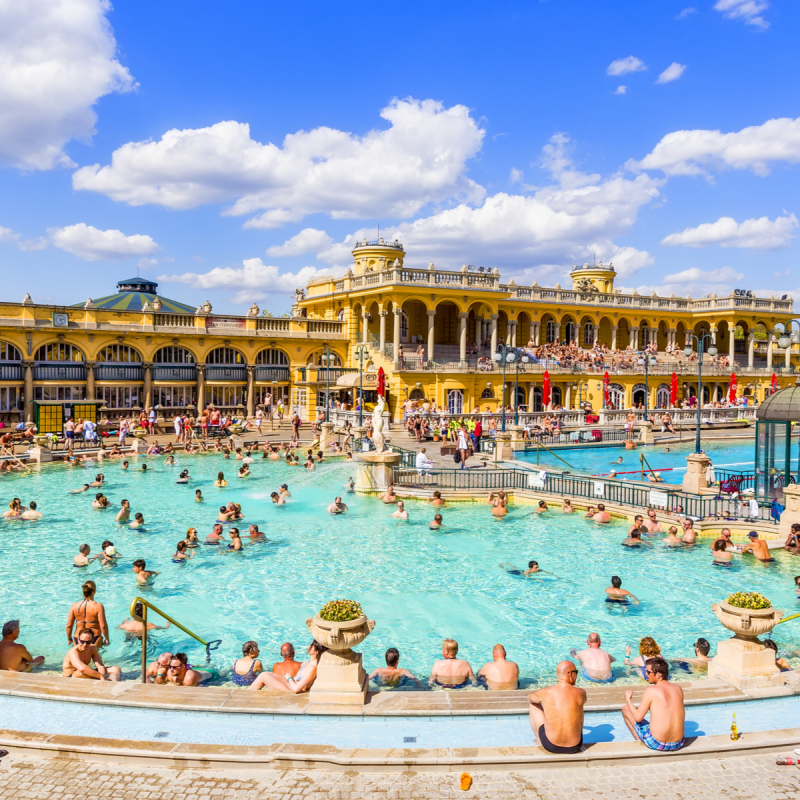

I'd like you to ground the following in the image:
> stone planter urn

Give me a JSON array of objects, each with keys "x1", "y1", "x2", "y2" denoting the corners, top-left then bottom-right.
[
  {"x1": 306, "y1": 612, "x2": 376, "y2": 706},
  {"x1": 708, "y1": 599, "x2": 784, "y2": 690},
  {"x1": 230, "y1": 424, "x2": 243, "y2": 435},
  {"x1": 133, "y1": 427, "x2": 147, "y2": 439},
  {"x1": 33, "y1": 434, "x2": 50, "y2": 448}
]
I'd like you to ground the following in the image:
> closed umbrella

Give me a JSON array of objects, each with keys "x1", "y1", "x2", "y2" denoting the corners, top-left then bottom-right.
[
  {"x1": 771, "y1": 373, "x2": 778, "y2": 395},
  {"x1": 543, "y1": 371, "x2": 551, "y2": 408},
  {"x1": 377, "y1": 366, "x2": 386, "y2": 397},
  {"x1": 729, "y1": 373, "x2": 737, "y2": 403},
  {"x1": 670, "y1": 372, "x2": 678, "y2": 407},
  {"x1": 603, "y1": 371, "x2": 610, "y2": 408}
]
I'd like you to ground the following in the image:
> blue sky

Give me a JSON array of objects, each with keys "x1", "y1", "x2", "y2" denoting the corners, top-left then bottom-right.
[{"x1": 0, "y1": 0, "x2": 798, "y2": 313}]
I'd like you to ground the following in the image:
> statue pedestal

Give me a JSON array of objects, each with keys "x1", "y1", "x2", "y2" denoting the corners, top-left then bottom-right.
[
  {"x1": 129, "y1": 437, "x2": 148, "y2": 455},
  {"x1": 682, "y1": 452, "x2": 710, "y2": 494},
  {"x1": 509, "y1": 425, "x2": 526, "y2": 451},
  {"x1": 27, "y1": 446, "x2": 52, "y2": 464},
  {"x1": 494, "y1": 431, "x2": 513, "y2": 461},
  {"x1": 353, "y1": 451, "x2": 402, "y2": 493},
  {"x1": 319, "y1": 421, "x2": 335, "y2": 451},
  {"x1": 637, "y1": 419, "x2": 654, "y2": 445},
  {"x1": 708, "y1": 637, "x2": 782, "y2": 690},
  {"x1": 778, "y1": 484, "x2": 800, "y2": 544}
]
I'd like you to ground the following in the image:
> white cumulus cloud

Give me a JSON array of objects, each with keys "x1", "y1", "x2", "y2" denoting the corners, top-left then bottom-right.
[
  {"x1": 606, "y1": 56, "x2": 647, "y2": 76},
  {"x1": 677, "y1": 7, "x2": 697, "y2": 19},
  {"x1": 73, "y1": 98, "x2": 486, "y2": 228},
  {"x1": 714, "y1": 0, "x2": 769, "y2": 29},
  {"x1": 0, "y1": 223, "x2": 48, "y2": 251},
  {"x1": 613, "y1": 85, "x2": 628, "y2": 95},
  {"x1": 160, "y1": 258, "x2": 345, "y2": 304},
  {"x1": 656, "y1": 63, "x2": 687, "y2": 84},
  {"x1": 0, "y1": 0, "x2": 134, "y2": 170},
  {"x1": 50, "y1": 223, "x2": 159, "y2": 261},
  {"x1": 265, "y1": 228, "x2": 334, "y2": 258},
  {"x1": 627, "y1": 116, "x2": 800, "y2": 177},
  {"x1": 661, "y1": 214, "x2": 798, "y2": 249}
]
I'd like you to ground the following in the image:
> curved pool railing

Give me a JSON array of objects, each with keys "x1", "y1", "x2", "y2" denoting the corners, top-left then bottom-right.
[{"x1": 130, "y1": 597, "x2": 222, "y2": 683}]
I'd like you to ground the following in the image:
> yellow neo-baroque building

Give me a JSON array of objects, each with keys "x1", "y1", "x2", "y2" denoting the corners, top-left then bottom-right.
[{"x1": 0, "y1": 242, "x2": 796, "y2": 431}]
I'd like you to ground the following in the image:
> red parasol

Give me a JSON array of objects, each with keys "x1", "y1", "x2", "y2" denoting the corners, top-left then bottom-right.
[
  {"x1": 729, "y1": 373, "x2": 737, "y2": 403},
  {"x1": 670, "y1": 372, "x2": 678, "y2": 407},
  {"x1": 771, "y1": 373, "x2": 778, "y2": 395},
  {"x1": 377, "y1": 366, "x2": 386, "y2": 397},
  {"x1": 543, "y1": 371, "x2": 551, "y2": 408},
  {"x1": 602, "y1": 371, "x2": 610, "y2": 408}
]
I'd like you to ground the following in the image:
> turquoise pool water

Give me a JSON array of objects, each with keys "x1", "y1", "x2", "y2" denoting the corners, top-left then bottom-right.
[
  {"x1": 0, "y1": 694, "x2": 798, "y2": 748},
  {"x1": 515, "y1": 438, "x2": 757, "y2": 477},
  {"x1": 1, "y1": 447, "x2": 798, "y2": 688}
]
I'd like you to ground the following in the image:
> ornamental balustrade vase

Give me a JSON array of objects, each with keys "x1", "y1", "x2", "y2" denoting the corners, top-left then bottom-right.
[{"x1": 306, "y1": 612, "x2": 375, "y2": 706}]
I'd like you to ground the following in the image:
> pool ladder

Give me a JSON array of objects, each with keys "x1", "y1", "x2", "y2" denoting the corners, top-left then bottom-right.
[{"x1": 130, "y1": 597, "x2": 222, "y2": 684}]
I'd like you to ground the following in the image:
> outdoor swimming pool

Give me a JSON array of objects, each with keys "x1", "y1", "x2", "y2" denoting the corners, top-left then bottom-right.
[
  {"x1": 515, "y1": 438, "x2": 757, "y2": 477},
  {"x1": 1, "y1": 446, "x2": 798, "y2": 688}
]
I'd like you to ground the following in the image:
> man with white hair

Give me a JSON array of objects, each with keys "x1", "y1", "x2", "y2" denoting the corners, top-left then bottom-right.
[{"x1": 415, "y1": 447, "x2": 434, "y2": 473}]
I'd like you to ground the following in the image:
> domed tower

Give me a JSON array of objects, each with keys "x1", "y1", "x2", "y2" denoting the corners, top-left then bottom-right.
[
  {"x1": 570, "y1": 261, "x2": 616, "y2": 294},
  {"x1": 351, "y1": 237, "x2": 405, "y2": 274}
]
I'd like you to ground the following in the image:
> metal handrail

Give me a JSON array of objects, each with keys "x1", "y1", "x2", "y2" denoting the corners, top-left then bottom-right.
[{"x1": 130, "y1": 596, "x2": 221, "y2": 683}]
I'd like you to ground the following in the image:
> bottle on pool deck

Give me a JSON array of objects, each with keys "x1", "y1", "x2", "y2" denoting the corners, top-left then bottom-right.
[
  {"x1": 730, "y1": 713, "x2": 739, "y2": 741},
  {"x1": 775, "y1": 758, "x2": 796, "y2": 765}
]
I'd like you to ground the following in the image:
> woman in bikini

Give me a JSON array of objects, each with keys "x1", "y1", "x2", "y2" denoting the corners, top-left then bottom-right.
[
  {"x1": 66, "y1": 581, "x2": 110, "y2": 647},
  {"x1": 249, "y1": 641, "x2": 326, "y2": 692}
]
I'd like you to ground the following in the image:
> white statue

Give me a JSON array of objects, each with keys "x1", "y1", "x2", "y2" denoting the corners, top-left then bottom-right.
[{"x1": 372, "y1": 394, "x2": 386, "y2": 453}]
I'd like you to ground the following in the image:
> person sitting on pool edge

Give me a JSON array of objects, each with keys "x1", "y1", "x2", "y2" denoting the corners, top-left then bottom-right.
[
  {"x1": 62, "y1": 630, "x2": 121, "y2": 681},
  {"x1": 249, "y1": 641, "x2": 326, "y2": 692},
  {"x1": 273, "y1": 643, "x2": 302, "y2": 678},
  {"x1": 428, "y1": 639, "x2": 478, "y2": 689},
  {"x1": 155, "y1": 652, "x2": 209, "y2": 686},
  {"x1": 570, "y1": 633, "x2": 615, "y2": 682},
  {"x1": 621, "y1": 656, "x2": 685, "y2": 751},
  {"x1": 528, "y1": 660, "x2": 586, "y2": 754},
  {"x1": 0, "y1": 620, "x2": 45, "y2": 672},
  {"x1": 478, "y1": 644, "x2": 519, "y2": 690},
  {"x1": 370, "y1": 647, "x2": 420, "y2": 688}
]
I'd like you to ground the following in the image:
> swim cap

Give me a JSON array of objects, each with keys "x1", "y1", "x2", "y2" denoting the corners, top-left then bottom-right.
[{"x1": 105, "y1": 546, "x2": 116, "y2": 556}]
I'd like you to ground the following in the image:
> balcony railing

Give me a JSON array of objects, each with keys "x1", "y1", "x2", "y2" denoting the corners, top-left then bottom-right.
[
  {"x1": 95, "y1": 365, "x2": 144, "y2": 381},
  {"x1": 256, "y1": 318, "x2": 290, "y2": 332},
  {"x1": 307, "y1": 320, "x2": 344, "y2": 334},
  {"x1": 205, "y1": 365, "x2": 247, "y2": 382},
  {"x1": 255, "y1": 366, "x2": 290, "y2": 382},
  {"x1": 152, "y1": 365, "x2": 197, "y2": 381},
  {"x1": 154, "y1": 313, "x2": 195, "y2": 328},
  {"x1": 34, "y1": 364, "x2": 86, "y2": 381},
  {"x1": 0, "y1": 363, "x2": 23, "y2": 381}
]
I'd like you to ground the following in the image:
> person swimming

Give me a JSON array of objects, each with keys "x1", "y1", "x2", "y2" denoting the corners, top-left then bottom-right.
[
  {"x1": 605, "y1": 575, "x2": 639, "y2": 604},
  {"x1": 429, "y1": 514, "x2": 444, "y2": 530},
  {"x1": 173, "y1": 540, "x2": 193, "y2": 563},
  {"x1": 195, "y1": 489, "x2": 203, "y2": 502}
]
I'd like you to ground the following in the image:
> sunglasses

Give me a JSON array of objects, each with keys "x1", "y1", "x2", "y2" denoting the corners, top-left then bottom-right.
[
  {"x1": 77, "y1": 639, "x2": 93, "y2": 646},
  {"x1": 168, "y1": 664, "x2": 182, "y2": 670}
]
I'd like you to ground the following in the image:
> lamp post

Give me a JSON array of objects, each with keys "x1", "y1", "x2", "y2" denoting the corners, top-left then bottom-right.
[
  {"x1": 492, "y1": 345, "x2": 530, "y2": 430},
  {"x1": 776, "y1": 322, "x2": 800, "y2": 373},
  {"x1": 684, "y1": 334, "x2": 718, "y2": 453},
  {"x1": 354, "y1": 344, "x2": 369, "y2": 427},
  {"x1": 320, "y1": 345, "x2": 334, "y2": 413},
  {"x1": 636, "y1": 351, "x2": 658, "y2": 421},
  {"x1": 513, "y1": 350, "x2": 531, "y2": 425},
  {"x1": 576, "y1": 380, "x2": 588, "y2": 411}
]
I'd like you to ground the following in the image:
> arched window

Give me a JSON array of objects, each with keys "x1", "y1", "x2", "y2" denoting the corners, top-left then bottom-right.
[
  {"x1": 308, "y1": 351, "x2": 342, "y2": 366},
  {"x1": 206, "y1": 347, "x2": 244, "y2": 364},
  {"x1": 0, "y1": 342, "x2": 21, "y2": 361},
  {"x1": 656, "y1": 384, "x2": 670, "y2": 408},
  {"x1": 632, "y1": 383, "x2": 648, "y2": 408},
  {"x1": 35, "y1": 343, "x2": 83, "y2": 362},
  {"x1": 514, "y1": 386, "x2": 526, "y2": 407},
  {"x1": 255, "y1": 348, "x2": 289, "y2": 365},
  {"x1": 532, "y1": 386, "x2": 543, "y2": 412},
  {"x1": 154, "y1": 346, "x2": 195, "y2": 363},
  {"x1": 481, "y1": 387, "x2": 494, "y2": 399},
  {"x1": 607, "y1": 383, "x2": 625, "y2": 410},
  {"x1": 400, "y1": 311, "x2": 409, "y2": 342},
  {"x1": 545, "y1": 320, "x2": 557, "y2": 343},
  {"x1": 96, "y1": 344, "x2": 142, "y2": 363},
  {"x1": 447, "y1": 389, "x2": 464, "y2": 414},
  {"x1": 409, "y1": 387, "x2": 425, "y2": 400},
  {"x1": 564, "y1": 321, "x2": 577, "y2": 343},
  {"x1": 551, "y1": 386, "x2": 563, "y2": 406},
  {"x1": 583, "y1": 322, "x2": 594, "y2": 346}
]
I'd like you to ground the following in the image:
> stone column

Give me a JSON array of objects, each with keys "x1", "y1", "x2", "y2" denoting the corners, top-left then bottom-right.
[
  {"x1": 143, "y1": 362, "x2": 153, "y2": 409},
  {"x1": 766, "y1": 331, "x2": 774, "y2": 368},
  {"x1": 630, "y1": 326, "x2": 639, "y2": 350},
  {"x1": 194, "y1": 365, "x2": 204, "y2": 413},
  {"x1": 710, "y1": 326, "x2": 717, "y2": 346},
  {"x1": 490, "y1": 314, "x2": 499, "y2": 353},
  {"x1": 427, "y1": 308, "x2": 436, "y2": 363},
  {"x1": 85, "y1": 361, "x2": 96, "y2": 401},
  {"x1": 611, "y1": 325, "x2": 618, "y2": 351},
  {"x1": 779, "y1": 483, "x2": 800, "y2": 543},
  {"x1": 729, "y1": 328, "x2": 736, "y2": 365},
  {"x1": 554, "y1": 322, "x2": 561, "y2": 344},
  {"x1": 458, "y1": 312, "x2": 468, "y2": 365},
  {"x1": 510, "y1": 321, "x2": 517, "y2": 347},
  {"x1": 786, "y1": 340, "x2": 792, "y2": 369},
  {"x1": 592, "y1": 324, "x2": 600, "y2": 346},
  {"x1": 361, "y1": 313, "x2": 369, "y2": 344},
  {"x1": 668, "y1": 329, "x2": 676, "y2": 348},
  {"x1": 528, "y1": 384, "x2": 536, "y2": 410},
  {"x1": 682, "y1": 452, "x2": 710, "y2": 494},
  {"x1": 246, "y1": 365, "x2": 255, "y2": 419},
  {"x1": 748, "y1": 333, "x2": 755, "y2": 368},
  {"x1": 23, "y1": 360, "x2": 34, "y2": 424},
  {"x1": 477, "y1": 316, "x2": 484, "y2": 346},
  {"x1": 565, "y1": 384, "x2": 572, "y2": 410},
  {"x1": 533, "y1": 321, "x2": 540, "y2": 346},
  {"x1": 393, "y1": 308, "x2": 401, "y2": 366},
  {"x1": 379, "y1": 310, "x2": 387, "y2": 354}
]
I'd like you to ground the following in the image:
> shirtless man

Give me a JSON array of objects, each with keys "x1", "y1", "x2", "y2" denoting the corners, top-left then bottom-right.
[
  {"x1": 0, "y1": 620, "x2": 45, "y2": 672},
  {"x1": 528, "y1": 661, "x2": 586, "y2": 754},
  {"x1": 741, "y1": 531, "x2": 773, "y2": 562},
  {"x1": 681, "y1": 638, "x2": 712, "y2": 669},
  {"x1": 428, "y1": 639, "x2": 477, "y2": 689},
  {"x1": 327, "y1": 497, "x2": 348, "y2": 514},
  {"x1": 584, "y1": 505, "x2": 596, "y2": 519},
  {"x1": 62, "y1": 631, "x2": 121, "y2": 681},
  {"x1": 478, "y1": 644, "x2": 519, "y2": 690},
  {"x1": 628, "y1": 515, "x2": 646, "y2": 536},
  {"x1": 154, "y1": 652, "x2": 205, "y2": 686},
  {"x1": 369, "y1": 647, "x2": 419, "y2": 687},
  {"x1": 73, "y1": 544, "x2": 98, "y2": 567},
  {"x1": 145, "y1": 652, "x2": 173, "y2": 682},
  {"x1": 382, "y1": 486, "x2": 398, "y2": 504},
  {"x1": 623, "y1": 530, "x2": 649, "y2": 548},
  {"x1": 205, "y1": 523, "x2": 225, "y2": 545},
  {"x1": 570, "y1": 633, "x2": 616, "y2": 682},
  {"x1": 390, "y1": 500, "x2": 408, "y2": 520},
  {"x1": 118, "y1": 603, "x2": 171, "y2": 638},
  {"x1": 593, "y1": 504, "x2": 611, "y2": 524},
  {"x1": 605, "y1": 576, "x2": 639, "y2": 604},
  {"x1": 429, "y1": 513, "x2": 444, "y2": 530},
  {"x1": 681, "y1": 518, "x2": 697, "y2": 544},
  {"x1": 132, "y1": 559, "x2": 159, "y2": 584},
  {"x1": 116, "y1": 499, "x2": 131, "y2": 523},
  {"x1": 642, "y1": 509, "x2": 662, "y2": 533},
  {"x1": 710, "y1": 528, "x2": 738, "y2": 552},
  {"x1": 621, "y1": 657, "x2": 685, "y2": 751},
  {"x1": 663, "y1": 526, "x2": 684, "y2": 546},
  {"x1": 272, "y1": 642, "x2": 302, "y2": 678},
  {"x1": 20, "y1": 501, "x2": 42, "y2": 520},
  {"x1": 428, "y1": 491, "x2": 446, "y2": 508}
]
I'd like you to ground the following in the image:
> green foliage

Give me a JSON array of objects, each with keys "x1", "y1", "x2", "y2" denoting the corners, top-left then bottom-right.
[
  {"x1": 727, "y1": 591, "x2": 771, "y2": 610},
  {"x1": 319, "y1": 599, "x2": 363, "y2": 622}
]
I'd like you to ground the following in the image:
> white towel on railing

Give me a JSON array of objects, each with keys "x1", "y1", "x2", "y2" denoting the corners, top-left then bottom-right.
[
  {"x1": 538, "y1": 470, "x2": 548, "y2": 483},
  {"x1": 748, "y1": 499, "x2": 759, "y2": 517}
]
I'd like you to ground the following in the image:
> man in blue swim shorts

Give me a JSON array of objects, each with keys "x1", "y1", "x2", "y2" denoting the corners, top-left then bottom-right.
[{"x1": 622, "y1": 656, "x2": 685, "y2": 751}]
